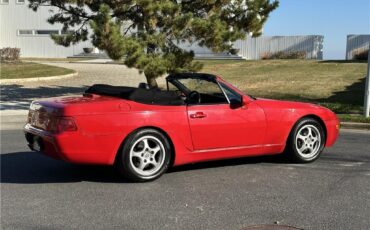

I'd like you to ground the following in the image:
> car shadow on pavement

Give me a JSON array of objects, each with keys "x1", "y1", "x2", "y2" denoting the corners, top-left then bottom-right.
[
  {"x1": 168, "y1": 154, "x2": 290, "y2": 173},
  {"x1": 0, "y1": 151, "x2": 127, "y2": 184},
  {"x1": 0, "y1": 151, "x2": 289, "y2": 184},
  {"x1": 5, "y1": 151, "x2": 366, "y2": 184}
]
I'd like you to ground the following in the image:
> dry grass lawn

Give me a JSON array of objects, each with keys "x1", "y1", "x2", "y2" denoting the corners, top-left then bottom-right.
[
  {"x1": 200, "y1": 59, "x2": 368, "y2": 114},
  {"x1": 0, "y1": 62, "x2": 75, "y2": 79}
]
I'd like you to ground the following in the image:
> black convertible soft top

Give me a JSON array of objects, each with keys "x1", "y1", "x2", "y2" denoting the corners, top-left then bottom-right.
[
  {"x1": 85, "y1": 84, "x2": 184, "y2": 106},
  {"x1": 167, "y1": 72, "x2": 216, "y2": 81}
]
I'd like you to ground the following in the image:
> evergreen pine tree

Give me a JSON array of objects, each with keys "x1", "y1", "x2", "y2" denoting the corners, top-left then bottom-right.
[{"x1": 29, "y1": 0, "x2": 279, "y2": 87}]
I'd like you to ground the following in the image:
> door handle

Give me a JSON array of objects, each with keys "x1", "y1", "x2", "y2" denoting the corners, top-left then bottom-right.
[{"x1": 190, "y1": 112, "x2": 207, "y2": 119}]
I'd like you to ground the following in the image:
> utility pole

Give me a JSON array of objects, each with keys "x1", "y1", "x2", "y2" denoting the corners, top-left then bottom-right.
[{"x1": 364, "y1": 48, "x2": 370, "y2": 117}]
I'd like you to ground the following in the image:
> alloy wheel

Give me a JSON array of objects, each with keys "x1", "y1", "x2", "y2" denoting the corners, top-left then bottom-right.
[
  {"x1": 129, "y1": 135, "x2": 166, "y2": 177},
  {"x1": 295, "y1": 124, "x2": 321, "y2": 159}
]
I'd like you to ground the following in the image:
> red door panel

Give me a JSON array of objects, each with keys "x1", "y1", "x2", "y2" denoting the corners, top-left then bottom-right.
[{"x1": 187, "y1": 102, "x2": 266, "y2": 150}]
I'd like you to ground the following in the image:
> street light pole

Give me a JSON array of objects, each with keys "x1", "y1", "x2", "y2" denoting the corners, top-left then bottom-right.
[{"x1": 364, "y1": 49, "x2": 370, "y2": 117}]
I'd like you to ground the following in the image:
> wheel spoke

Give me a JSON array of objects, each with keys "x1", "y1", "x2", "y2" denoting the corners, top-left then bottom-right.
[
  {"x1": 298, "y1": 144, "x2": 307, "y2": 153},
  {"x1": 138, "y1": 159, "x2": 147, "y2": 170},
  {"x1": 132, "y1": 150, "x2": 143, "y2": 158},
  {"x1": 142, "y1": 139, "x2": 150, "y2": 150},
  {"x1": 307, "y1": 127, "x2": 313, "y2": 136},
  {"x1": 151, "y1": 145, "x2": 161, "y2": 156},
  {"x1": 296, "y1": 133, "x2": 306, "y2": 141},
  {"x1": 306, "y1": 146, "x2": 313, "y2": 153},
  {"x1": 150, "y1": 159, "x2": 159, "y2": 167}
]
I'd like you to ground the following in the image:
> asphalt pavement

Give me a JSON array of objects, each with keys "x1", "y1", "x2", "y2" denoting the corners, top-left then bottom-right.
[{"x1": 1, "y1": 123, "x2": 369, "y2": 229}]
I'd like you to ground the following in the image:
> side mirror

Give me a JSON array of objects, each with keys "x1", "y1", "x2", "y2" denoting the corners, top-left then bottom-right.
[
  {"x1": 229, "y1": 95, "x2": 252, "y2": 109},
  {"x1": 242, "y1": 96, "x2": 252, "y2": 105},
  {"x1": 230, "y1": 98, "x2": 242, "y2": 109}
]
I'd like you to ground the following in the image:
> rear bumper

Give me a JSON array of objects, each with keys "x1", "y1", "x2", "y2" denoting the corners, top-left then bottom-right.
[
  {"x1": 324, "y1": 118, "x2": 340, "y2": 147},
  {"x1": 24, "y1": 124, "x2": 66, "y2": 160},
  {"x1": 24, "y1": 123, "x2": 122, "y2": 165}
]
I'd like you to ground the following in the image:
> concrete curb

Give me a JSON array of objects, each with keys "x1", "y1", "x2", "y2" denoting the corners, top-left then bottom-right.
[
  {"x1": 0, "y1": 72, "x2": 78, "y2": 84},
  {"x1": 340, "y1": 122, "x2": 370, "y2": 130},
  {"x1": 0, "y1": 110, "x2": 29, "y2": 116}
]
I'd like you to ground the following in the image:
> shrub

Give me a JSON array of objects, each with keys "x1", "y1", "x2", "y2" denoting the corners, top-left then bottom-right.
[
  {"x1": 261, "y1": 51, "x2": 306, "y2": 60},
  {"x1": 261, "y1": 52, "x2": 272, "y2": 60},
  {"x1": 0, "y1": 47, "x2": 21, "y2": 63},
  {"x1": 229, "y1": 48, "x2": 240, "y2": 55},
  {"x1": 353, "y1": 49, "x2": 368, "y2": 61}
]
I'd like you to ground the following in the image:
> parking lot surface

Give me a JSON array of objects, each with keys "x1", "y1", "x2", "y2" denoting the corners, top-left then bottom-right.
[{"x1": 1, "y1": 128, "x2": 369, "y2": 230}]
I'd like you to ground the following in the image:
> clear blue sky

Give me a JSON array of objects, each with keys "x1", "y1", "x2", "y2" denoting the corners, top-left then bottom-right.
[{"x1": 263, "y1": 0, "x2": 370, "y2": 59}]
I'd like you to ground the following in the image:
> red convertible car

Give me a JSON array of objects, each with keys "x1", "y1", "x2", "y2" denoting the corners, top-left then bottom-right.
[{"x1": 24, "y1": 73, "x2": 340, "y2": 181}]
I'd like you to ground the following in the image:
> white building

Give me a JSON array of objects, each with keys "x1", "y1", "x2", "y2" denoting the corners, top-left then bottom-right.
[
  {"x1": 0, "y1": 0, "x2": 324, "y2": 60},
  {"x1": 0, "y1": 0, "x2": 94, "y2": 57},
  {"x1": 345, "y1": 34, "x2": 370, "y2": 60}
]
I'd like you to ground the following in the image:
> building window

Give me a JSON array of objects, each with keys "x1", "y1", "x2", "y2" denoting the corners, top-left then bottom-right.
[
  {"x1": 0, "y1": 0, "x2": 9, "y2": 4},
  {"x1": 16, "y1": 0, "x2": 25, "y2": 4},
  {"x1": 34, "y1": 30, "x2": 59, "y2": 35},
  {"x1": 17, "y1": 29, "x2": 70, "y2": 37},
  {"x1": 61, "y1": 30, "x2": 74, "y2": 35},
  {"x1": 18, "y1": 30, "x2": 33, "y2": 36}
]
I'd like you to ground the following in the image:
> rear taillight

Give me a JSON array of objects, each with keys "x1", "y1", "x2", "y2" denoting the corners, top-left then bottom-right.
[
  {"x1": 27, "y1": 110, "x2": 34, "y2": 123},
  {"x1": 55, "y1": 117, "x2": 77, "y2": 132},
  {"x1": 27, "y1": 110, "x2": 77, "y2": 132}
]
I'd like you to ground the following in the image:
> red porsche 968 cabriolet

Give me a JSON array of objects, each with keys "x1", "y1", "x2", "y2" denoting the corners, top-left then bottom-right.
[{"x1": 24, "y1": 73, "x2": 339, "y2": 181}]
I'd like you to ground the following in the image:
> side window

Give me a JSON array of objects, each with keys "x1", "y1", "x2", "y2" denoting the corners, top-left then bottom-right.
[
  {"x1": 219, "y1": 82, "x2": 242, "y2": 103},
  {"x1": 181, "y1": 79, "x2": 221, "y2": 95},
  {"x1": 166, "y1": 81, "x2": 185, "y2": 98},
  {"x1": 178, "y1": 78, "x2": 228, "y2": 104},
  {"x1": 167, "y1": 81, "x2": 179, "y2": 92}
]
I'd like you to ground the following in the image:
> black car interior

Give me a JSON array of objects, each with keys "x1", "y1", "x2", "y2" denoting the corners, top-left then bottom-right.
[
  {"x1": 85, "y1": 84, "x2": 184, "y2": 105},
  {"x1": 84, "y1": 73, "x2": 239, "y2": 106}
]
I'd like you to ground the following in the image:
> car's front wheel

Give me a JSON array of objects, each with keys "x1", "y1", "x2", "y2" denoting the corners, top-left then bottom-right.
[
  {"x1": 116, "y1": 129, "x2": 171, "y2": 182},
  {"x1": 285, "y1": 118, "x2": 326, "y2": 163}
]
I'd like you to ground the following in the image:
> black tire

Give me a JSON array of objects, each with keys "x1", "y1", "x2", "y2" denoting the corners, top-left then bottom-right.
[
  {"x1": 285, "y1": 118, "x2": 326, "y2": 163},
  {"x1": 115, "y1": 129, "x2": 172, "y2": 182}
]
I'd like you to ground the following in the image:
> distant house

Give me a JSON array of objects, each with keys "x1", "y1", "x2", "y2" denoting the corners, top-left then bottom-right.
[
  {"x1": 178, "y1": 35, "x2": 324, "y2": 60},
  {"x1": 346, "y1": 35, "x2": 370, "y2": 60},
  {"x1": 0, "y1": 0, "x2": 324, "y2": 60},
  {"x1": 0, "y1": 0, "x2": 95, "y2": 58}
]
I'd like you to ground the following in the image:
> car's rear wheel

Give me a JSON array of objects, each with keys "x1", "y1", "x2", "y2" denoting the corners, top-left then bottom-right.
[
  {"x1": 116, "y1": 129, "x2": 171, "y2": 182},
  {"x1": 285, "y1": 118, "x2": 326, "y2": 163}
]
